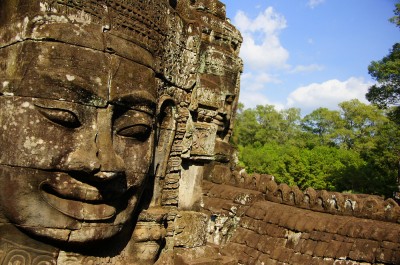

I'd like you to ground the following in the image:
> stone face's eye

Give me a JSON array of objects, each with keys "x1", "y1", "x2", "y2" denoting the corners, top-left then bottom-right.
[
  {"x1": 113, "y1": 107, "x2": 153, "y2": 141},
  {"x1": 35, "y1": 105, "x2": 81, "y2": 128},
  {"x1": 117, "y1": 124, "x2": 151, "y2": 140}
]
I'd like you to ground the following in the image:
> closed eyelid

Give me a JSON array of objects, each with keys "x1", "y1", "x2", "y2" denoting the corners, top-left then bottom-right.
[
  {"x1": 116, "y1": 124, "x2": 151, "y2": 139},
  {"x1": 113, "y1": 109, "x2": 153, "y2": 140},
  {"x1": 34, "y1": 104, "x2": 81, "y2": 128}
]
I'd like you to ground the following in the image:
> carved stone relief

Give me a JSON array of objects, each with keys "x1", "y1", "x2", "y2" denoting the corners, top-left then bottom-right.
[{"x1": 2, "y1": 0, "x2": 393, "y2": 264}]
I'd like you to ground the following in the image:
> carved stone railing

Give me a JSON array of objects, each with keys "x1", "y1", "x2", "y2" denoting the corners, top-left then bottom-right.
[{"x1": 206, "y1": 164, "x2": 400, "y2": 223}]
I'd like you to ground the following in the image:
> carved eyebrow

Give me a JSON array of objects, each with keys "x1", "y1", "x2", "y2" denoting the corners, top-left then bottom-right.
[{"x1": 112, "y1": 91, "x2": 157, "y2": 112}]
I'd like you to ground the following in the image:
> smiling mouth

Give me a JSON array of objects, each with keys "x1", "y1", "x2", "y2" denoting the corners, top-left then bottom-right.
[
  {"x1": 39, "y1": 173, "x2": 126, "y2": 221},
  {"x1": 40, "y1": 190, "x2": 117, "y2": 221}
]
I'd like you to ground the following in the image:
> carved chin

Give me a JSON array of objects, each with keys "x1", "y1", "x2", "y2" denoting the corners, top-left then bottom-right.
[{"x1": 26, "y1": 224, "x2": 124, "y2": 243}]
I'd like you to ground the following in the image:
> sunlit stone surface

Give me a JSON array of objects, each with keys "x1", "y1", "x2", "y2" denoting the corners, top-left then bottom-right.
[{"x1": 0, "y1": 1, "x2": 399, "y2": 264}]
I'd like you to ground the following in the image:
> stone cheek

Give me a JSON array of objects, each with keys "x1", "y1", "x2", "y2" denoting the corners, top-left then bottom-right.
[{"x1": 0, "y1": 97, "x2": 90, "y2": 169}]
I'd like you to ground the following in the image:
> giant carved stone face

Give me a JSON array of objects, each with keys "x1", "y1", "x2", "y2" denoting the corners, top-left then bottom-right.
[{"x1": 0, "y1": 41, "x2": 158, "y2": 244}]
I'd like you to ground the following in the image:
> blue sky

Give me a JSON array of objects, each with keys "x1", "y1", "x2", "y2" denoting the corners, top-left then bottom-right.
[{"x1": 222, "y1": 0, "x2": 399, "y2": 115}]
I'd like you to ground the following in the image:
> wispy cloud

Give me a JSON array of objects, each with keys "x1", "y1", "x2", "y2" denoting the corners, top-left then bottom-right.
[
  {"x1": 289, "y1": 64, "x2": 324, "y2": 74},
  {"x1": 241, "y1": 72, "x2": 281, "y2": 91},
  {"x1": 286, "y1": 77, "x2": 373, "y2": 113},
  {"x1": 307, "y1": 0, "x2": 326, "y2": 9}
]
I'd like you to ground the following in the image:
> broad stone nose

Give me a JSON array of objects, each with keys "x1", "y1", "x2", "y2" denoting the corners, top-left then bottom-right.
[
  {"x1": 63, "y1": 133, "x2": 101, "y2": 173},
  {"x1": 63, "y1": 106, "x2": 125, "y2": 177},
  {"x1": 95, "y1": 106, "x2": 125, "y2": 175}
]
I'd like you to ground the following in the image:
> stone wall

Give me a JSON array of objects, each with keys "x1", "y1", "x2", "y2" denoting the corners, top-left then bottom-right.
[
  {"x1": 205, "y1": 167, "x2": 400, "y2": 223},
  {"x1": 202, "y1": 180, "x2": 400, "y2": 265}
]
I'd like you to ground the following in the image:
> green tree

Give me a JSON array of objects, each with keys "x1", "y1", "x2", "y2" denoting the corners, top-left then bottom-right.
[
  {"x1": 366, "y1": 43, "x2": 400, "y2": 108},
  {"x1": 389, "y1": 3, "x2": 400, "y2": 28},
  {"x1": 280, "y1": 107, "x2": 302, "y2": 145},
  {"x1": 239, "y1": 143, "x2": 366, "y2": 191},
  {"x1": 233, "y1": 104, "x2": 302, "y2": 146},
  {"x1": 233, "y1": 100, "x2": 400, "y2": 197},
  {"x1": 301, "y1": 107, "x2": 342, "y2": 146},
  {"x1": 338, "y1": 99, "x2": 388, "y2": 152},
  {"x1": 366, "y1": 2, "x2": 400, "y2": 121},
  {"x1": 253, "y1": 105, "x2": 282, "y2": 145},
  {"x1": 233, "y1": 107, "x2": 259, "y2": 146},
  {"x1": 357, "y1": 118, "x2": 400, "y2": 197}
]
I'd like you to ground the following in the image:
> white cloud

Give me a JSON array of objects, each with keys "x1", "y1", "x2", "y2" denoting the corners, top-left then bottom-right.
[
  {"x1": 232, "y1": 8, "x2": 290, "y2": 109},
  {"x1": 289, "y1": 64, "x2": 324, "y2": 74},
  {"x1": 307, "y1": 0, "x2": 326, "y2": 9},
  {"x1": 241, "y1": 72, "x2": 281, "y2": 92},
  {"x1": 287, "y1": 77, "x2": 373, "y2": 112},
  {"x1": 239, "y1": 72, "x2": 283, "y2": 108},
  {"x1": 239, "y1": 90, "x2": 285, "y2": 110},
  {"x1": 234, "y1": 7, "x2": 289, "y2": 70}
]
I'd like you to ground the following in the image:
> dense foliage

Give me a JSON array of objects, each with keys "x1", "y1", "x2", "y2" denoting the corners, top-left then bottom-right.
[{"x1": 232, "y1": 100, "x2": 400, "y2": 198}]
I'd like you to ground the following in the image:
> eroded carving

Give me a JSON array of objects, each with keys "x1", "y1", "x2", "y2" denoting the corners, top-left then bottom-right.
[{"x1": 0, "y1": 0, "x2": 179, "y2": 264}]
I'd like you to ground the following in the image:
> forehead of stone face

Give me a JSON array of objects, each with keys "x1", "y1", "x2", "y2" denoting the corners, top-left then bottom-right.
[
  {"x1": 0, "y1": 41, "x2": 157, "y2": 106},
  {"x1": 0, "y1": 0, "x2": 165, "y2": 63}
]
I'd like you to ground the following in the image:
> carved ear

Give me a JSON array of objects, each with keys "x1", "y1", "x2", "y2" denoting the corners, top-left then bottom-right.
[{"x1": 151, "y1": 96, "x2": 176, "y2": 206}]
